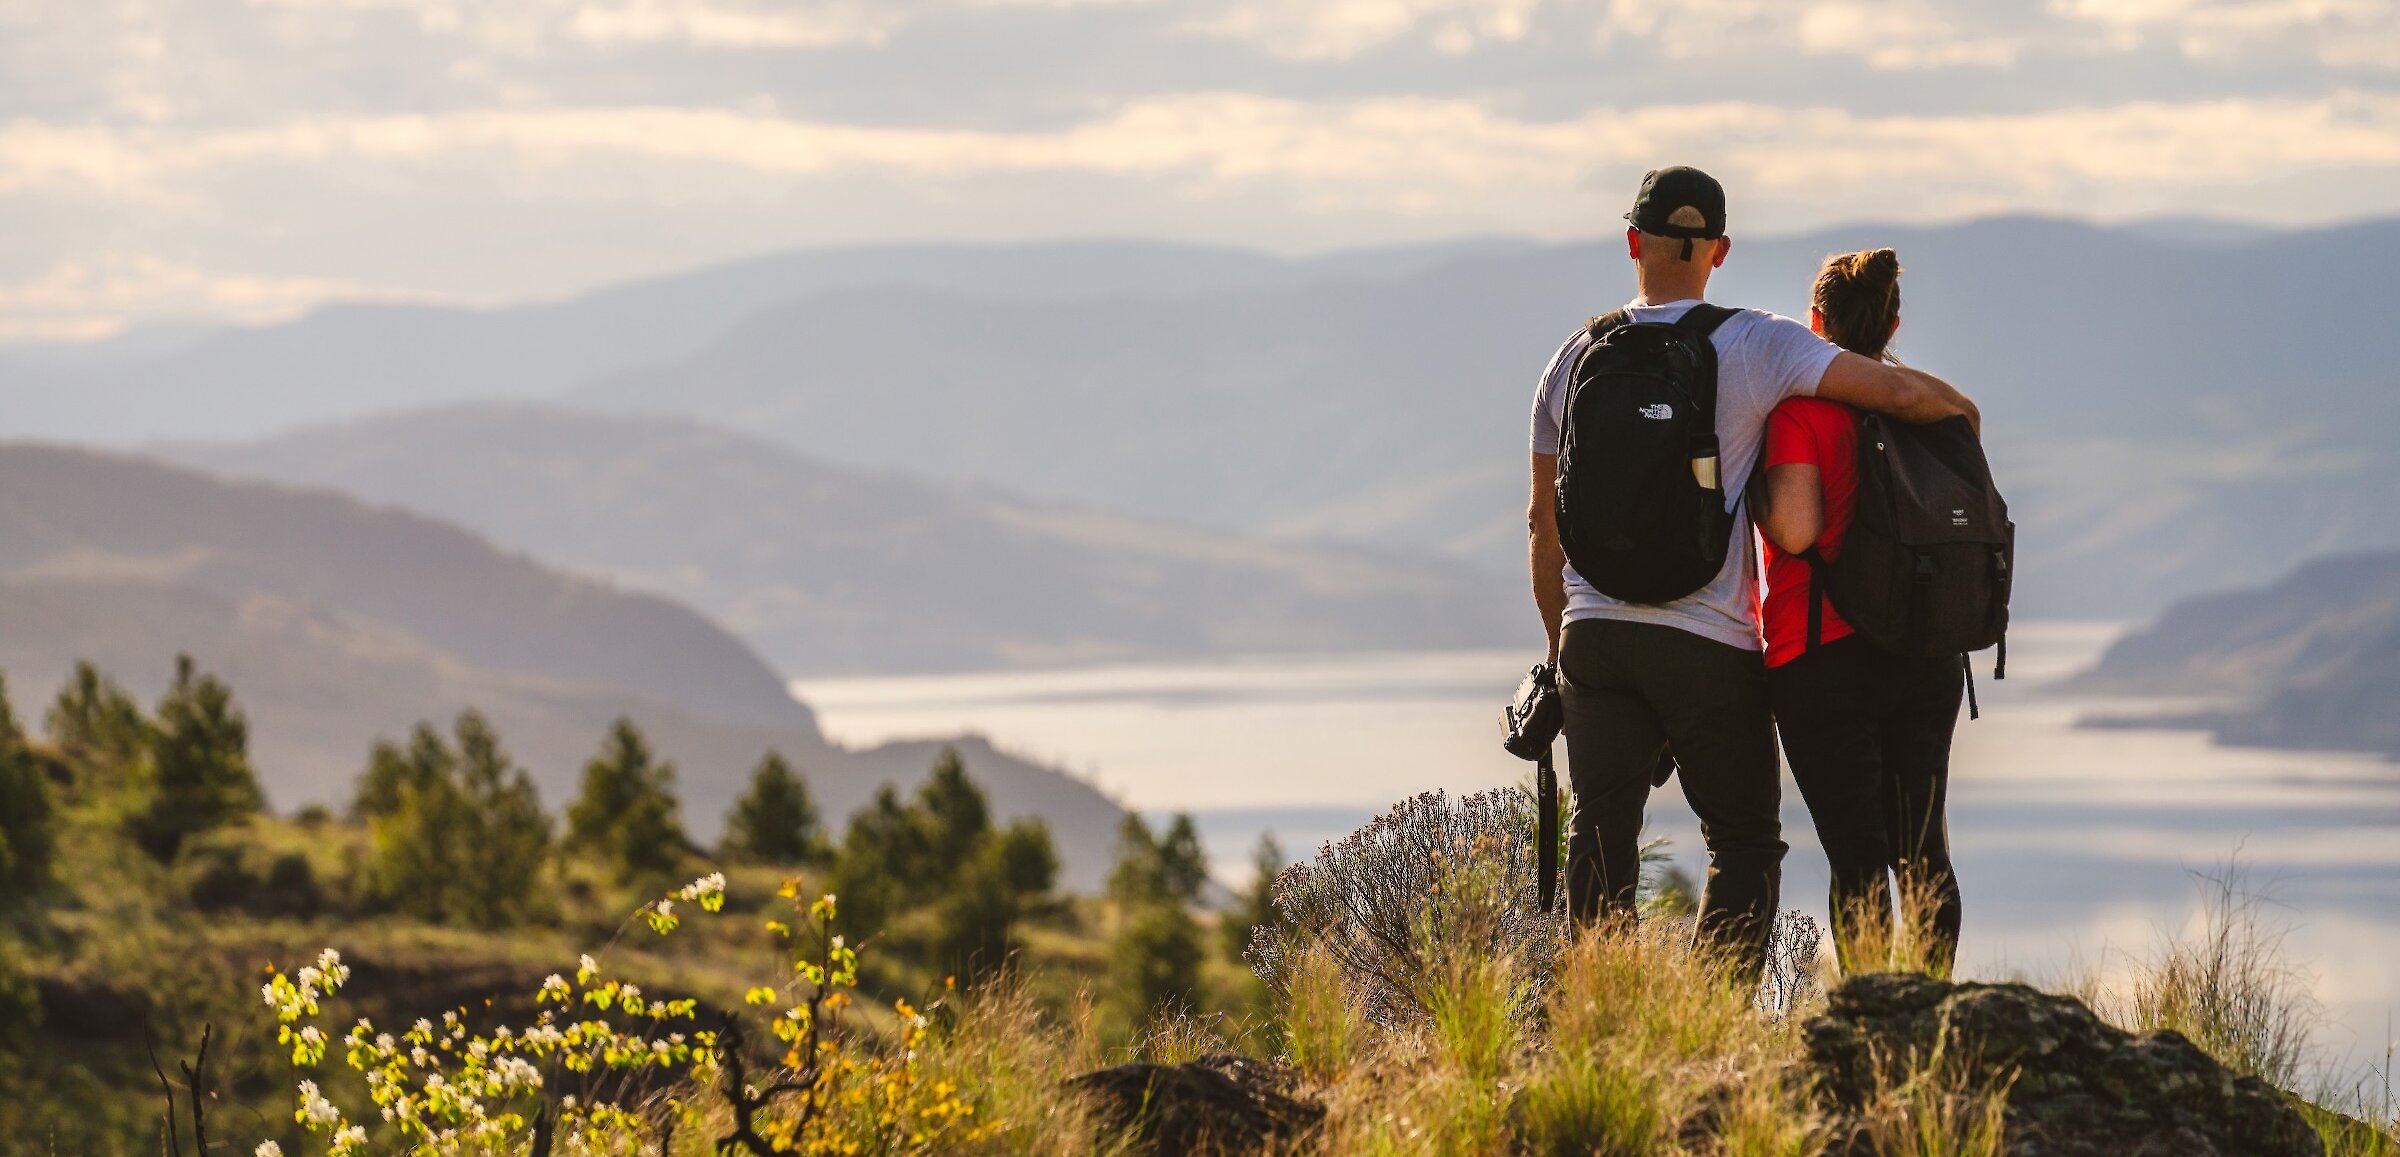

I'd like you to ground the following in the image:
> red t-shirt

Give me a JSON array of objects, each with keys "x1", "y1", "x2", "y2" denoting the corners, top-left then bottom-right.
[{"x1": 1760, "y1": 396, "x2": 1860, "y2": 668}]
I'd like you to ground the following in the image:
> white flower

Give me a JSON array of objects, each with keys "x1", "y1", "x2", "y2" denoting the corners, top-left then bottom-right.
[
  {"x1": 678, "y1": 872, "x2": 727, "y2": 901},
  {"x1": 330, "y1": 1124, "x2": 367, "y2": 1155},
  {"x1": 413, "y1": 1018, "x2": 433, "y2": 1036},
  {"x1": 297, "y1": 1079, "x2": 340, "y2": 1127},
  {"x1": 578, "y1": 953, "x2": 599, "y2": 975},
  {"x1": 620, "y1": 983, "x2": 641, "y2": 1003},
  {"x1": 297, "y1": 966, "x2": 322, "y2": 989},
  {"x1": 298, "y1": 1026, "x2": 325, "y2": 1047},
  {"x1": 255, "y1": 1143, "x2": 284, "y2": 1157},
  {"x1": 375, "y1": 1033, "x2": 396, "y2": 1053},
  {"x1": 260, "y1": 983, "x2": 278, "y2": 1009},
  {"x1": 655, "y1": 898, "x2": 675, "y2": 918},
  {"x1": 830, "y1": 935, "x2": 845, "y2": 951}
]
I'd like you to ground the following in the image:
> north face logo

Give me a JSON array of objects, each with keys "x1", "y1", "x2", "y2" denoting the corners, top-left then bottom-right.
[{"x1": 1638, "y1": 404, "x2": 1674, "y2": 420}]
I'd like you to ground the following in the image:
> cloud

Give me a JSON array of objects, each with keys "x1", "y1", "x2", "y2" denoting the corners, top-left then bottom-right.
[
  {"x1": 12, "y1": 90, "x2": 2400, "y2": 213},
  {"x1": 2050, "y1": 0, "x2": 2400, "y2": 67},
  {"x1": 1597, "y1": 0, "x2": 2021, "y2": 70},
  {"x1": 568, "y1": 0, "x2": 904, "y2": 48},
  {"x1": 1189, "y1": 0, "x2": 1543, "y2": 60},
  {"x1": 0, "y1": 254, "x2": 451, "y2": 341}
]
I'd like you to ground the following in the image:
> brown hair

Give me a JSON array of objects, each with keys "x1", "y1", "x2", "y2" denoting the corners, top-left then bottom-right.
[{"x1": 1812, "y1": 247, "x2": 1901, "y2": 361}]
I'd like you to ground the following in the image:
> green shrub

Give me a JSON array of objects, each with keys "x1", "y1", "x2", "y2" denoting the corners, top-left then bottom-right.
[
  {"x1": 358, "y1": 711, "x2": 553, "y2": 927},
  {"x1": 0, "y1": 674, "x2": 57, "y2": 895}
]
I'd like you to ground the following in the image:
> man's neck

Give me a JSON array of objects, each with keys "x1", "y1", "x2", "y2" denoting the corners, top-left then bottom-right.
[{"x1": 1633, "y1": 270, "x2": 1711, "y2": 307}]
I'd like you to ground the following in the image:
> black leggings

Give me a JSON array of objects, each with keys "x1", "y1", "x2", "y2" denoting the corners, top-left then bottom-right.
[{"x1": 1768, "y1": 635, "x2": 1964, "y2": 975}]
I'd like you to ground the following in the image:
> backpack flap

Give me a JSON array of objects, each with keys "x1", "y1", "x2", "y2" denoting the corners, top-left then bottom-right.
[{"x1": 1827, "y1": 412, "x2": 2016, "y2": 658}]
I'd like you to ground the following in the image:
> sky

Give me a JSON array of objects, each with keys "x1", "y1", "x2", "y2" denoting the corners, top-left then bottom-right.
[{"x1": 3, "y1": 0, "x2": 2398, "y2": 341}]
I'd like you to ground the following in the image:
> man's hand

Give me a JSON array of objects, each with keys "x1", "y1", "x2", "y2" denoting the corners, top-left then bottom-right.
[
  {"x1": 1529, "y1": 452, "x2": 1568, "y2": 664},
  {"x1": 1816, "y1": 352, "x2": 1979, "y2": 434}
]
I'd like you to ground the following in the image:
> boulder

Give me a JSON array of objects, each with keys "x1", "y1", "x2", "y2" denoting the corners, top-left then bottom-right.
[
  {"x1": 1065, "y1": 1052, "x2": 1324, "y2": 1154},
  {"x1": 1805, "y1": 972, "x2": 2323, "y2": 1157}
]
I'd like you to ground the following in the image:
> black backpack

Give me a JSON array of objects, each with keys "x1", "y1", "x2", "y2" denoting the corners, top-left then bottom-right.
[
  {"x1": 1800, "y1": 411, "x2": 2015, "y2": 692},
  {"x1": 1554, "y1": 304, "x2": 1739, "y2": 605}
]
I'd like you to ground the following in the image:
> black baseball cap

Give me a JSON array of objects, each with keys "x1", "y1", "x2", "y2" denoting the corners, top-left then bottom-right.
[{"x1": 1624, "y1": 166, "x2": 1727, "y2": 252}]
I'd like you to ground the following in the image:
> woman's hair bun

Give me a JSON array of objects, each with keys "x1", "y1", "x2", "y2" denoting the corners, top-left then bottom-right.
[{"x1": 1858, "y1": 247, "x2": 1900, "y2": 286}]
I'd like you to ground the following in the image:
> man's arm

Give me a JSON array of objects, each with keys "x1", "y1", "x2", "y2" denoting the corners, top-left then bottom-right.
[
  {"x1": 1529, "y1": 452, "x2": 1568, "y2": 665},
  {"x1": 1815, "y1": 351, "x2": 1980, "y2": 432},
  {"x1": 1760, "y1": 463, "x2": 1823, "y2": 555}
]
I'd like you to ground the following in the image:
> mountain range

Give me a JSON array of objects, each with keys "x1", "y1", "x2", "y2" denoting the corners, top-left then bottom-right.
[
  {"x1": 4, "y1": 217, "x2": 2384, "y2": 627},
  {"x1": 0, "y1": 444, "x2": 1125, "y2": 884},
  {"x1": 2073, "y1": 551, "x2": 2400, "y2": 758},
  {"x1": 166, "y1": 405, "x2": 1523, "y2": 675}
]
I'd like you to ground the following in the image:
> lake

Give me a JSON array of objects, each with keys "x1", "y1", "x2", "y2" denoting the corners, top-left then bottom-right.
[{"x1": 793, "y1": 621, "x2": 2400, "y2": 1073}]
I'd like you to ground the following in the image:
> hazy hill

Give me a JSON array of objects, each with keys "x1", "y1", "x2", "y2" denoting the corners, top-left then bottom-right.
[
  {"x1": 8, "y1": 219, "x2": 2397, "y2": 621},
  {"x1": 0, "y1": 239, "x2": 1520, "y2": 445},
  {"x1": 0, "y1": 443, "x2": 808, "y2": 731},
  {"x1": 168, "y1": 406, "x2": 1524, "y2": 675},
  {"x1": 0, "y1": 445, "x2": 1126, "y2": 882},
  {"x1": 2073, "y1": 552, "x2": 2400, "y2": 758}
]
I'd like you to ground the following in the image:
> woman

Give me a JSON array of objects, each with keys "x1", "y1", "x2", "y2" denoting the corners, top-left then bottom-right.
[{"x1": 1757, "y1": 248, "x2": 1965, "y2": 975}]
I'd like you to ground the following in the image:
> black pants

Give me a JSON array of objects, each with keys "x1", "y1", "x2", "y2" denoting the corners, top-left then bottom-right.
[
  {"x1": 1769, "y1": 634, "x2": 1964, "y2": 975},
  {"x1": 1557, "y1": 618, "x2": 1785, "y2": 977}
]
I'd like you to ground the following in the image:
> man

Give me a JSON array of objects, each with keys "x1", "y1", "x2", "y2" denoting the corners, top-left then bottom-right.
[{"x1": 1526, "y1": 166, "x2": 1976, "y2": 973}]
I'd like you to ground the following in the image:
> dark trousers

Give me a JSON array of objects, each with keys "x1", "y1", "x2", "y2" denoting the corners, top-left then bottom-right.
[
  {"x1": 1768, "y1": 634, "x2": 1964, "y2": 975},
  {"x1": 1557, "y1": 618, "x2": 1786, "y2": 976}
]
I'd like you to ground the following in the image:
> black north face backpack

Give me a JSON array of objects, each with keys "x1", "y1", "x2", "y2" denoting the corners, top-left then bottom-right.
[
  {"x1": 1554, "y1": 304, "x2": 1739, "y2": 605},
  {"x1": 1801, "y1": 412, "x2": 2015, "y2": 695}
]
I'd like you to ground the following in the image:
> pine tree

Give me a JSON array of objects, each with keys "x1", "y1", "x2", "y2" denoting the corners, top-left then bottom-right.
[
  {"x1": 0, "y1": 675, "x2": 57, "y2": 895},
  {"x1": 1107, "y1": 813, "x2": 1164, "y2": 905},
  {"x1": 931, "y1": 819, "x2": 1059, "y2": 983},
  {"x1": 565, "y1": 717, "x2": 689, "y2": 884},
  {"x1": 719, "y1": 751, "x2": 826, "y2": 866},
  {"x1": 44, "y1": 661, "x2": 150, "y2": 778},
  {"x1": 1221, "y1": 833, "x2": 1286, "y2": 962},
  {"x1": 1156, "y1": 813, "x2": 1210, "y2": 904},
  {"x1": 134, "y1": 655, "x2": 262, "y2": 860},
  {"x1": 830, "y1": 785, "x2": 920, "y2": 937},
  {"x1": 911, "y1": 747, "x2": 989, "y2": 883},
  {"x1": 453, "y1": 712, "x2": 552, "y2": 926},
  {"x1": 351, "y1": 723, "x2": 454, "y2": 823},
  {"x1": 361, "y1": 712, "x2": 552, "y2": 928}
]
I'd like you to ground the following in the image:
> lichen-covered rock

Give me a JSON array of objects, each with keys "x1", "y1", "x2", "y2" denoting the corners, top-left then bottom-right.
[
  {"x1": 1065, "y1": 1052, "x2": 1324, "y2": 1154},
  {"x1": 1805, "y1": 972, "x2": 2323, "y2": 1157}
]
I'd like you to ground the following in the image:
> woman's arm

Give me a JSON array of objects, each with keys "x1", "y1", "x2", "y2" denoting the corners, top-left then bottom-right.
[{"x1": 1761, "y1": 462, "x2": 1823, "y2": 555}]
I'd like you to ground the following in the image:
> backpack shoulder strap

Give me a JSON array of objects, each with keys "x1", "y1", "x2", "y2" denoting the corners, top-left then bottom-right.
[
  {"x1": 1584, "y1": 309, "x2": 1631, "y2": 340},
  {"x1": 1674, "y1": 302, "x2": 1738, "y2": 338}
]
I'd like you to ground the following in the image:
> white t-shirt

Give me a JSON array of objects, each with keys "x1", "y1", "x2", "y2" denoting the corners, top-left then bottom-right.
[{"x1": 1529, "y1": 299, "x2": 1842, "y2": 652}]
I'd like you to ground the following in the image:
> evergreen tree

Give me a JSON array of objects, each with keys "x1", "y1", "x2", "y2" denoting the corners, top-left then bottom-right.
[
  {"x1": 44, "y1": 661, "x2": 150, "y2": 778},
  {"x1": 565, "y1": 717, "x2": 689, "y2": 883},
  {"x1": 361, "y1": 712, "x2": 552, "y2": 928},
  {"x1": 1106, "y1": 813, "x2": 1164, "y2": 905},
  {"x1": 829, "y1": 785, "x2": 921, "y2": 937},
  {"x1": 1104, "y1": 811, "x2": 1208, "y2": 1020},
  {"x1": 453, "y1": 713, "x2": 553, "y2": 926},
  {"x1": 912, "y1": 747, "x2": 989, "y2": 883},
  {"x1": 0, "y1": 675, "x2": 57, "y2": 895},
  {"x1": 719, "y1": 751, "x2": 826, "y2": 865},
  {"x1": 1221, "y1": 833, "x2": 1286, "y2": 963},
  {"x1": 134, "y1": 655, "x2": 262, "y2": 860},
  {"x1": 1155, "y1": 813, "x2": 1210, "y2": 904},
  {"x1": 351, "y1": 723, "x2": 454, "y2": 822},
  {"x1": 930, "y1": 819, "x2": 1059, "y2": 983}
]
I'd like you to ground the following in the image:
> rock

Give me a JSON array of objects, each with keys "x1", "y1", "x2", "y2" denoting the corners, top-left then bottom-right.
[
  {"x1": 1065, "y1": 1052, "x2": 1325, "y2": 1154},
  {"x1": 1804, "y1": 972, "x2": 2323, "y2": 1157}
]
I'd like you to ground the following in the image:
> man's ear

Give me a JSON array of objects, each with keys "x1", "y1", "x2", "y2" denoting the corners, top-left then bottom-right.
[
  {"x1": 1626, "y1": 227, "x2": 1642, "y2": 261},
  {"x1": 1710, "y1": 236, "x2": 1732, "y2": 269}
]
